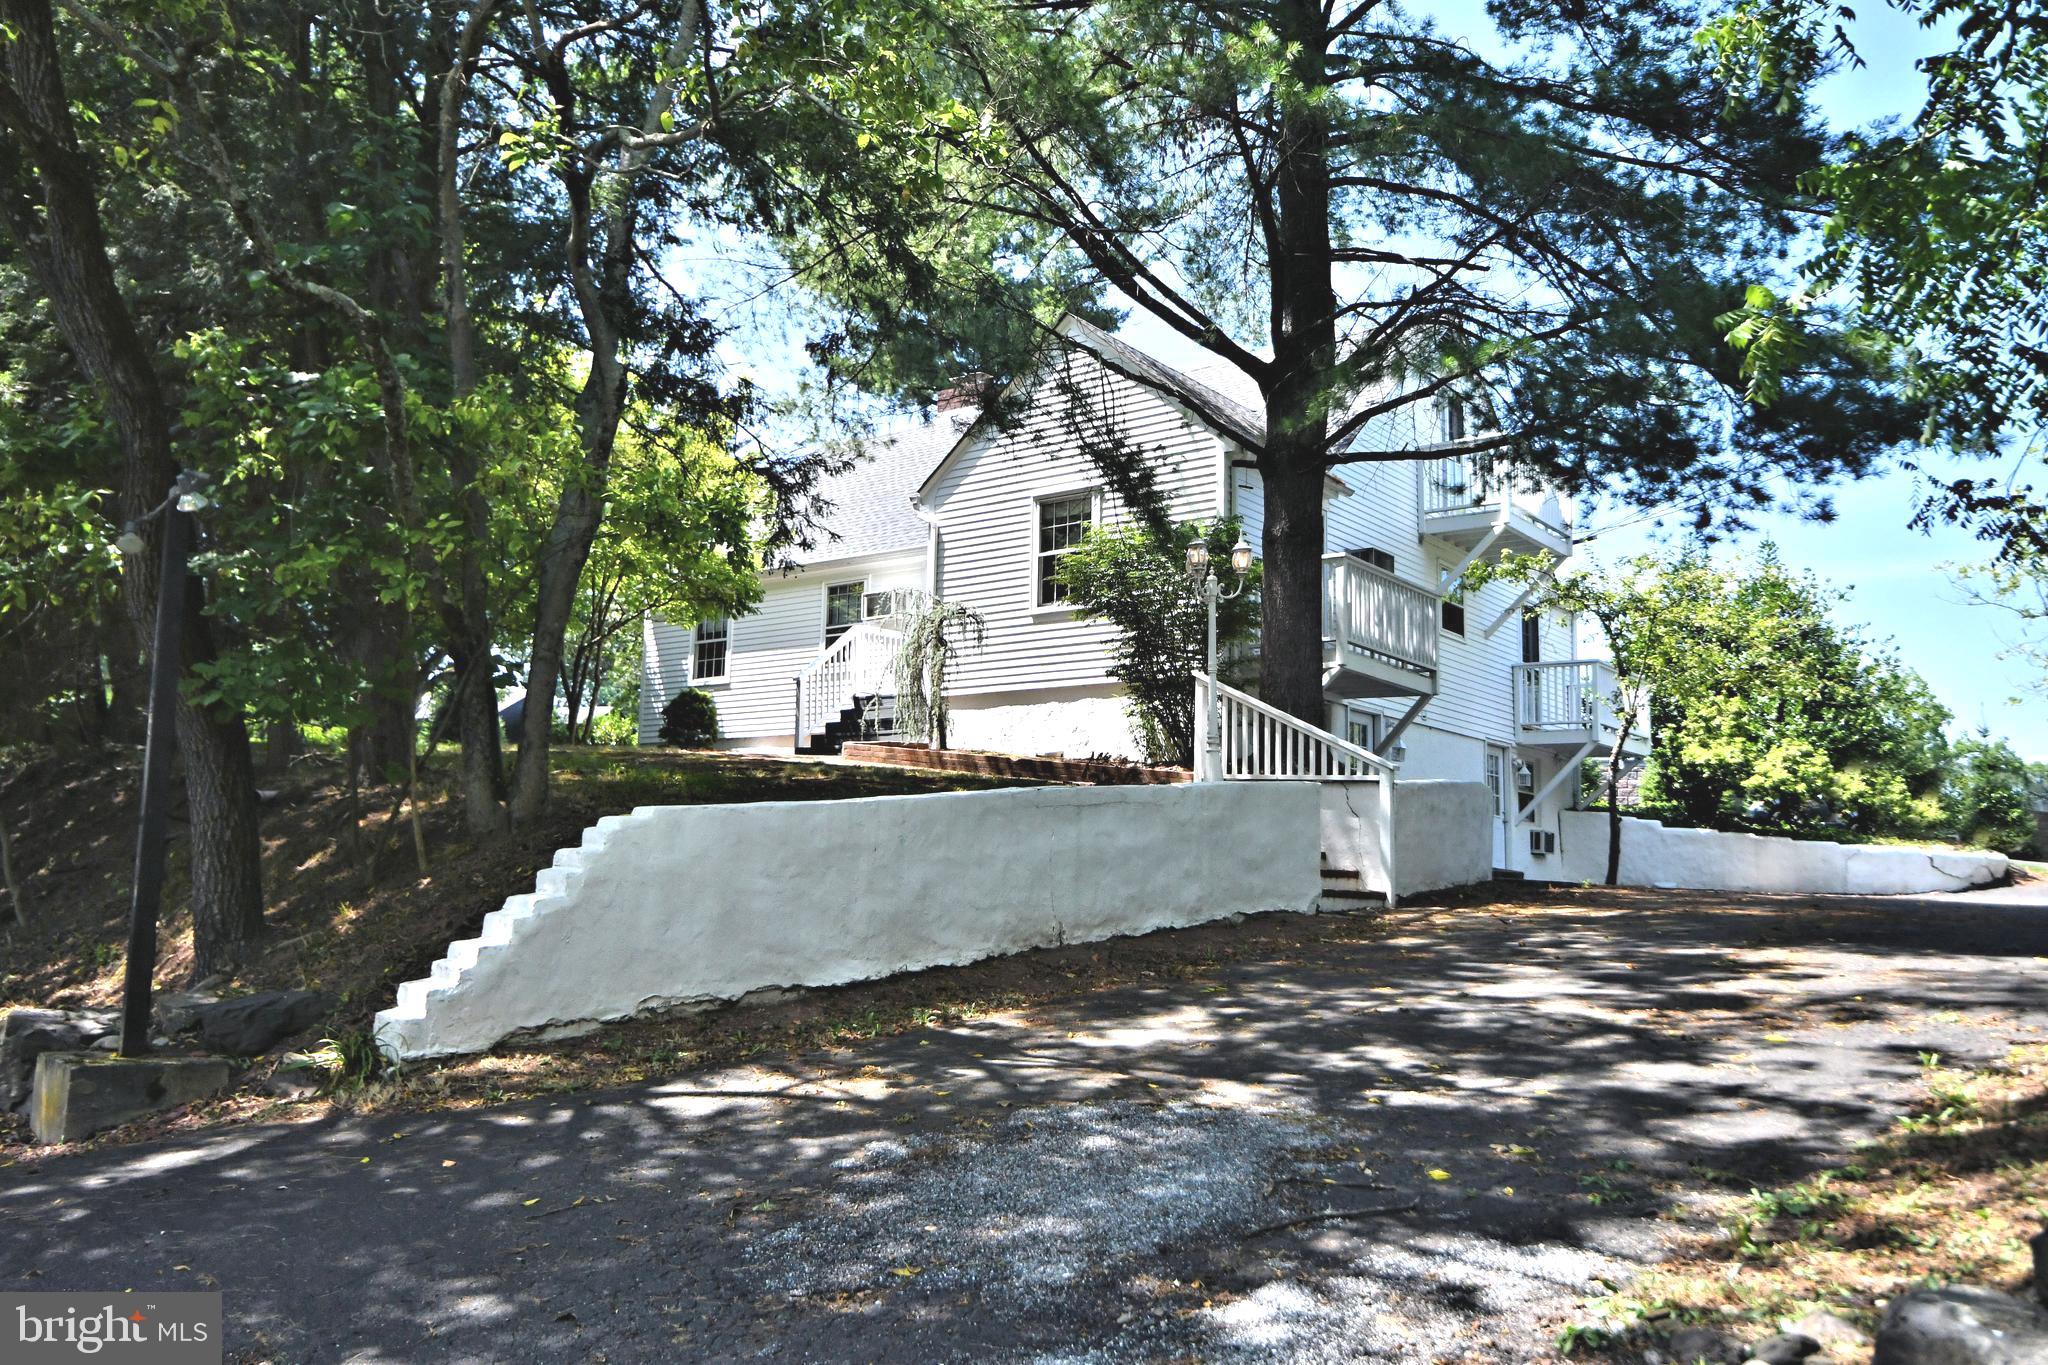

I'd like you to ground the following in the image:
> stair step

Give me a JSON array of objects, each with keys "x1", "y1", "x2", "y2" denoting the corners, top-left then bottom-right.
[{"x1": 1491, "y1": 867, "x2": 1527, "y2": 880}]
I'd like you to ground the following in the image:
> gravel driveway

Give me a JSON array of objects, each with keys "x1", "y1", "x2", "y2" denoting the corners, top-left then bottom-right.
[{"x1": 6, "y1": 882, "x2": 2046, "y2": 1363}]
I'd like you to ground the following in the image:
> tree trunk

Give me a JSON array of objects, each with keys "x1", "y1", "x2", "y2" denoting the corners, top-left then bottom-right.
[
  {"x1": 1604, "y1": 716, "x2": 1634, "y2": 887},
  {"x1": 0, "y1": 810, "x2": 24, "y2": 928},
  {"x1": 0, "y1": 0, "x2": 266, "y2": 969},
  {"x1": 1258, "y1": 0, "x2": 1338, "y2": 726},
  {"x1": 1255, "y1": 455, "x2": 1328, "y2": 723}
]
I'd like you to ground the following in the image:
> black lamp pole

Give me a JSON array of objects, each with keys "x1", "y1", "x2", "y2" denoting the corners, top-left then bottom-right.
[{"x1": 118, "y1": 478, "x2": 196, "y2": 1058}]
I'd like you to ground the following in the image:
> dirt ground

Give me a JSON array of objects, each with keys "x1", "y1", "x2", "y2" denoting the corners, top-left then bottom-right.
[{"x1": 6, "y1": 880, "x2": 2044, "y2": 1363}]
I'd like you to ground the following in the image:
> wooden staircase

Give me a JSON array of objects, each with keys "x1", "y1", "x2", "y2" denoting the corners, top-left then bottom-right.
[{"x1": 795, "y1": 693, "x2": 897, "y2": 756}]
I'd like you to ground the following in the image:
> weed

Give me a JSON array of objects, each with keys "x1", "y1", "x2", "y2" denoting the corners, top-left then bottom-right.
[{"x1": 287, "y1": 1028, "x2": 398, "y2": 1093}]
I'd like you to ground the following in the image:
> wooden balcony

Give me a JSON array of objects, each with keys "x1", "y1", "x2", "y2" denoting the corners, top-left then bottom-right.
[
  {"x1": 1419, "y1": 454, "x2": 1572, "y2": 560},
  {"x1": 1321, "y1": 553, "x2": 1439, "y2": 701},
  {"x1": 1513, "y1": 660, "x2": 1651, "y2": 757}
]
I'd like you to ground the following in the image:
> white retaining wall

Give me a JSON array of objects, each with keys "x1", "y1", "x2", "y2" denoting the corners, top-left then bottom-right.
[
  {"x1": 376, "y1": 782, "x2": 1324, "y2": 1059},
  {"x1": 1557, "y1": 811, "x2": 2009, "y2": 895},
  {"x1": 1322, "y1": 778, "x2": 1492, "y2": 900}
]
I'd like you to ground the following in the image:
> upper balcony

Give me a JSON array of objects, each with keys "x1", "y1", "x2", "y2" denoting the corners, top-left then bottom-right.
[
  {"x1": 1419, "y1": 453, "x2": 1572, "y2": 561},
  {"x1": 1321, "y1": 553, "x2": 1440, "y2": 701},
  {"x1": 1513, "y1": 660, "x2": 1651, "y2": 758}
]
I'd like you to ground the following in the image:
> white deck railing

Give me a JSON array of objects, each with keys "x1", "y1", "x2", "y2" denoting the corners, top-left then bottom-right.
[
  {"x1": 1194, "y1": 673, "x2": 1396, "y2": 781},
  {"x1": 1321, "y1": 553, "x2": 1440, "y2": 678},
  {"x1": 1419, "y1": 453, "x2": 1569, "y2": 534},
  {"x1": 1513, "y1": 660, "x2": 1649, "y2": 742},
  {"x1": 794, "y1": 623, "x2": 904, "y2": 744}
]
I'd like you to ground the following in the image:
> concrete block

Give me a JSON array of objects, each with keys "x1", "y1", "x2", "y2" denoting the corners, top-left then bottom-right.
[{"x1": 29, "y1": 1051, "x2": 231, "y2": 1144}]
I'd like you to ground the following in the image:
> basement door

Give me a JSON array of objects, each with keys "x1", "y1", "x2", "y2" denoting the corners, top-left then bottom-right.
[{"x1": 1484, "y1": 744, "x2": 1511, "y2": 869}]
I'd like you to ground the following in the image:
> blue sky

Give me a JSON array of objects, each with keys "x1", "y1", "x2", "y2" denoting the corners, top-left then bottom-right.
[{"x1": 705, "y1": 2, "x2": 2045, "y2": 757}]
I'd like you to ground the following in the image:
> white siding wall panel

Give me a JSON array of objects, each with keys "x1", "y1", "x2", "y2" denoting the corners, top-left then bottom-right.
[
  {"x1": 641, "y1": 552, "x2": 925, "y2": 744},
  {"x1": 927, "y1": 358, "x2": 1227, "y2": 699}
]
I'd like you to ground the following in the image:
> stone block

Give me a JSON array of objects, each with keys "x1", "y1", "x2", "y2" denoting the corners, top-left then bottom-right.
[
  {"x1": 1874, "y1": 1286, "x2": 2048, "y2": 1365},
  {"x1": 29, "y1": 1051, "x2": 231, "y2": 1144}
]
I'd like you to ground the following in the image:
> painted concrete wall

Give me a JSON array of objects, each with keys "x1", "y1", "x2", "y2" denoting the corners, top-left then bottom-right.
[
  {"x1": 1392, "y1": 780, "x2": 1495, "y2": 897},
  {"x1": 376, "y1": 782, "x2": 1324, "y2": 1059},
  {"x1": 1319, "y1": 778, "x2": 1491, "y2": 900},
  {"x1": 1555, "y1": 811, "x2": 2010, "y2": 895},
  {"x1": 945, "y1": 685, "x2": 1143, "y2": 760}
]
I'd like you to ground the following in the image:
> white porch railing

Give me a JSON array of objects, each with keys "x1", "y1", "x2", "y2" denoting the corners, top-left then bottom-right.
[
  {"x1": 1321, "y1": 553, "x2": 1440, "y2": 677},
  {"x1": 1419, "y1": 453, "x2": 1569, "y2": 534},
  {"x1": 1194, "y1": 672, "x2": 1399, "y2": 904},
  {"x1": 1513, "y1": 660, "x2": 1649, "y2": 743},
  {"x1": 1194, "y1": 673, "x2": 1396, "y2": 782},
  {"x1": 794, "y1": 623, "x2": 905, "y2": 744}
]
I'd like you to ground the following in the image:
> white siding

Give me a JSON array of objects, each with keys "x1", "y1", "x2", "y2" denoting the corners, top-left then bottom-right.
[
  {"x1": 1233, "y1": 458, "x2": 1578, "y2": 763},
  {"x1": 640, "y1": 551, "x2": 925, "y2": 744},
  {"x1": 925, "y1": 352, "x2": 1227, "y2": 701}
]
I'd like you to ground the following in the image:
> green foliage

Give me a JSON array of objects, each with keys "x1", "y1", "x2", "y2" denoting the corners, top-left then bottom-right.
[
  {"x1": 586, "y1": 709, "x2": 638, "y2": 747},
  {"x1": 286, "y1": 1029, "x2": 397, "y2": 1095},
  {"x1": 893, "y1": 598, "x2": 987, "y2": 749},
  {"x1": 1482, "y1": 546, "x2": 1958, "y2": 840},
  {"x1": 1947, "y1": 734, "x2": 2045, "y2": 856},
  {"x1": 659, "y1": 688, "x2": 719, "y2": 748},
  {"x1": 1701, "y1": 0, "x2": 2047, "y2": 559},
  {"x1": 1057, "y1": 520, "x2": 1259, "y2": 766}
]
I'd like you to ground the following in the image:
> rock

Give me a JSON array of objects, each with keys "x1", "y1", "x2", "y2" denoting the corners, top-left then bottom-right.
[
  {"x1": 258, "y1": 1071, "x2": 321, "y2": 1100},
  {"x1": 1873, "y1": 1285, "x2": 2048, "y2": 1365},
  {"x1": 1784, "y1": 1312, "x2": 1873, "y2": 1355},
  {"x1": 179, "y1": 990, "x2": 328, "y2": 1055},
  {"x1": 28, "y1": 1051, "x2": 231, "y2": 1144},
  {"x1": 1751, "y1": 1333, "x2": 1823, "y2": 1364},
  {"x1": 1669, "y1": 1326, "x2": 1744, "y2": 1364},
  {"x1": 0, "y1": 1008, "x2": 118, "y2": 1112},
  {"x1": 153, "y1": 991, "x2": 221, "y2": 1037}
]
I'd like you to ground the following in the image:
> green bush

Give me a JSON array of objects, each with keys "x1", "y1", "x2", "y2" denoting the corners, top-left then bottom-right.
[
  {"x1": 589, "y1": 709, "x2": 638, "y2": 746},
  {"x1": 659, "y1": 688, "x2": 719, "y2": 747}
]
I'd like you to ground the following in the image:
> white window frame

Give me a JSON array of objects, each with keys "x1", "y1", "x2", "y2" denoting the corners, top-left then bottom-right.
[
  {"x1": 691, "y1": 617, "x2": 730, "y2": 685},
  {"x1": 1029, "y1": 488, "x2": 1100, "y2": 614},
  {"x1": 823, "y1": 578, "x2": 866, "y2": 646}
]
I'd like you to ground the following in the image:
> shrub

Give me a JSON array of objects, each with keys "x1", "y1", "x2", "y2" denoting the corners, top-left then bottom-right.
[
  {"x1": 588, "y1": 709, "x2": 638, "y2": 746},
  {"x1": 659, "y1": 687, "x2": 719, "y2": 747}
]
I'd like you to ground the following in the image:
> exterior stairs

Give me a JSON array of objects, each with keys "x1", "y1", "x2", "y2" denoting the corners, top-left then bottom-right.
[
  {"x1": 796, "y1": 692, "x2": 896, "y2": 756},
  {"x1": 1318, "y1": 854, "x2": 1383, "y2": 912}
]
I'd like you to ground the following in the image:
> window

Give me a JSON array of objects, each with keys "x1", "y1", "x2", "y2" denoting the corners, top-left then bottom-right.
[
  {"x1": 825, "y1": 582, "x2": 865, "y2": 645},
  {"x1": 1521, "y1": 610, "x2": 1542, "y2": 663},
  {"x1": 1036, "y1": 493, "x2": 1094, "y2": 606},
  {"x1": 1443, "y1": 397, "x2": 1467, "y2": 443},
  {"x1": 693, "y1": 617, "x2": 729, "y2": 681},
  {"x1": 1441, "y1": 587, "x2": 1466, "y2": 636},
  {"x1": 1345, "y1": 710, "x2": 1378, "y2": 750},
  {"x1": 1348, "y1": 546, "x2": 1396, "y2": 574}
]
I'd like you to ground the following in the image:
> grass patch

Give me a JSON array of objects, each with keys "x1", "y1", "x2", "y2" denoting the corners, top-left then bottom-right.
[{"x1": 1578, "y1": 1045, "x2": 2048, "y2": 1345}]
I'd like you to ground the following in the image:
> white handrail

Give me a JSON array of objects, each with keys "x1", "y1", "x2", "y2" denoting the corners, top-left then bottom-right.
[
  {"x1": 1421, "y1": 452, "x2": 1569, "y2": 534},
  {"x1": 1513, "y1": 660, "x2": 1651, "y2": 743},
  {"x1": 1194, "y1": 672, "x2": 1396, "y2": 781},
  {"x1": 794, "y1": 623, "x2": 904, "y2": 745}
]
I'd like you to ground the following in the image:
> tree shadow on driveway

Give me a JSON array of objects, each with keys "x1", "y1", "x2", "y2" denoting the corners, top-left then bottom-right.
[{"x1": 4, "y1": 885, "x2": 2044, "y2": 1362}]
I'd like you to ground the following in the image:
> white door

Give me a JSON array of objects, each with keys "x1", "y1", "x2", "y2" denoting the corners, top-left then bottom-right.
[{"x1": 1484, "y1": 745, "x2": 1511, "y2": 869}]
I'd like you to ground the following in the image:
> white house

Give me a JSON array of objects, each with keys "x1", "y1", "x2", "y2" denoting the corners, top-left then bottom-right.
[{"x1": 640, "y1": 314, "x2": 1649, "y2": 877}]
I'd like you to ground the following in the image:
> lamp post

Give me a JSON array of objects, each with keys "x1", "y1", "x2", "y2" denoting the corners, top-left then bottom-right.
[
  {"x1": 114, "y1": 470, "x2": 212, "y2": 1057},
  {"x1": 1186, "y1": 534, "x2": 1254, "y2": 779}
]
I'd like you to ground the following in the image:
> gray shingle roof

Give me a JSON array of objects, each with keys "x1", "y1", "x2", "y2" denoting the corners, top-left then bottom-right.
[{"x1": 785, "y1": 410, "x2": 972, "y2": 567}]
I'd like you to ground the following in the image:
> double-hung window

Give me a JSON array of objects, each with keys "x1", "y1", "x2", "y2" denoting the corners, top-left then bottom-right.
[
  {"x1": 693, "y1": 618, "x2": 729, "y2": 682},
  {"x1": 1035, "y1": 493, "x2": 1094, "y2": 607},
  {"x1": 824, "y1": 582, "x2": 865, "y2": 645},
  {"x1": 1520, "y1": 610, "x2": 1542, "y2": 664}
]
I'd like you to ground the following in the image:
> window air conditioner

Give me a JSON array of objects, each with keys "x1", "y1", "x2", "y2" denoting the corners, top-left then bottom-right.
[{"x1": 1528, "y1": 829, "x2": 1558, "y2": 856}]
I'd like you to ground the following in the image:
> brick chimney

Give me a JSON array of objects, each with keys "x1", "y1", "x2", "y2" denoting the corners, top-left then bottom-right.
[{"x1": 936, "y1": 372, "x2": 992, "y2": 411}]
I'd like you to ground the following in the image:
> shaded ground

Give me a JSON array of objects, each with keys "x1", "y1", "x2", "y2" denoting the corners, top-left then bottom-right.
[
  {"x1": 0, "y1": 747, "x2": 1017, "y2": 1123},
  {"x1": 6, "y1": 881, "x2": 2046, "y2": 1362}
]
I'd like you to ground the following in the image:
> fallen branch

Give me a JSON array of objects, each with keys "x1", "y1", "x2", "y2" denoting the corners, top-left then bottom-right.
[{"x1": 1238, "y1": 1198, "x2": 1420, "y2": 1239}]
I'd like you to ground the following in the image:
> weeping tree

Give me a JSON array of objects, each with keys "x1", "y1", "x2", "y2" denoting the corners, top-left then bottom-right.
[{"x1": 893, "y1": 599, "x2": 986, "y2": 751}]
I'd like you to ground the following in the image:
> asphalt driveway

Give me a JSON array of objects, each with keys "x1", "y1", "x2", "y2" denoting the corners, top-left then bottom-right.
[{"x1": 6, "y1": 882, "x2": 2046, "y2": 1363}]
